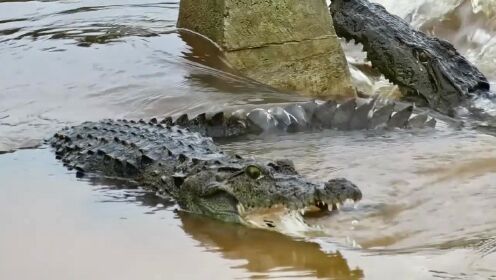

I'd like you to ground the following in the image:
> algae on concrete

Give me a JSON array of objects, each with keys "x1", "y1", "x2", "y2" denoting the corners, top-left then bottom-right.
[{"x1": 178, "y1": 0, "x2": 355, "y2": 98}]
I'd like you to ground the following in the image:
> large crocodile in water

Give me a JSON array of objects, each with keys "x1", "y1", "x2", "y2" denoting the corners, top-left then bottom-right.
[
  {"x1": 50, "y1": 119, "x2": 363, "y2": 230},
  {"x1": 49, "y1": 96, "x2": 439, "y2": 229},
  {"x1": 330, "y1": 0, "x2": 492, "y2": 118}
]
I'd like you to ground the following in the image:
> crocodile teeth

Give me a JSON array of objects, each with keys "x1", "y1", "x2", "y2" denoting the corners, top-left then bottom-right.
[
  {"x1": 314, "y1": 200, "x2": 331, "y2": 212},
  {"x1": 346, "y1": 198, "x2": 355, "y2": 204},
  {"x1": 331, "y1": 202, "x2": 342, "y2": 211},
  {"x1": 236, "y1": 203, "x2": 246, "y2": 215}
]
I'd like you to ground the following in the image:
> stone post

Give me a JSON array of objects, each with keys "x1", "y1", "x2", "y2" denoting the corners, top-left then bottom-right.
[{"x1": 177, "y1": 0, "x2": 355, "y2": 98}]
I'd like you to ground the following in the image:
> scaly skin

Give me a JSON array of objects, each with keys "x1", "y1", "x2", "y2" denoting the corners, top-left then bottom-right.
[
  {"x1": 48, "y1": 98, "x2": 437, "y2": 227},
  {"x1": 160, "y1": 98, "x2": 436, "y2": 139},
  {"x1": 49, "y1": 120, "x2": 362, "y2": 228},
  {"x1": 330, "y1": 0, "x2": 491, "y2": 117}
]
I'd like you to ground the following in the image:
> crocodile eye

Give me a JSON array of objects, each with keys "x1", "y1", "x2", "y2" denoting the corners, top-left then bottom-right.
[
  {"x1": 245, "y1": 165, "x2": 262, "y2": 180},
  {"x1": 418, "y1": 51, "x2": 429, "y2": 63}
]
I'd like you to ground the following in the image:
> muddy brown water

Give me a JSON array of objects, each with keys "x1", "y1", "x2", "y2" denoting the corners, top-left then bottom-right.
[{"x1": 1, "y1": 0, "x2": 495, "y2": 279}]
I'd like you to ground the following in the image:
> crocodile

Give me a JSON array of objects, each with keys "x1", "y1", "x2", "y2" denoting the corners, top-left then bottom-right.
[
  {"x1": 330, "y1": 0, "x2": 492, "y2": 118},
  {"x1": 160, "y1": 98, "x2": 436, "y2": 139},
  {"x1": 49, "y1": 120, "x2": 362, "y2": 229}
]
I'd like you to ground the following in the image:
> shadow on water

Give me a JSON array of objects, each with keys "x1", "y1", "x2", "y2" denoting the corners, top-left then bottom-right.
[{"x1": 178, "y1": 212, "x2": 364, "y2": 279}]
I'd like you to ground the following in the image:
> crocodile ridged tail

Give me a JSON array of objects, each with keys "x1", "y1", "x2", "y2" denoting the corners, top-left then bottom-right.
[{"x1": 158, "y1": 98, "x2": 436, "y2": 138}]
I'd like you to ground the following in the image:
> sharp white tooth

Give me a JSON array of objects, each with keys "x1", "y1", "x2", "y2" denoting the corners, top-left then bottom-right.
[
  {"x1": 237, "y1": 203, "x2": 245, "y2": 215},
  {"x1": 335, "y1": 203, "x2": 341, "y2": 210},
  {"x1": 299, "y1": 209, "x2": 305, "y2": 215}
]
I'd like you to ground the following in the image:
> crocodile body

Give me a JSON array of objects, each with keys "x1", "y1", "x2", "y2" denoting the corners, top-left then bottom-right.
[
  {"x1": 49, "y1": 97, "x2": 439, "y2": 226},
  {"x1": 161, "y1": 98, "x2": 436, "y2": 139},
  {"x1": 330, "y1": 0, "x2": 492, "y2": 117},
  {"x1": 50, "y1": 120, "x2": 362, "y2": 228}
]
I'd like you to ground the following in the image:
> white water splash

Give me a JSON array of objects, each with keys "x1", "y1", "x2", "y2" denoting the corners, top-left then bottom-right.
[{"x1": 472, "y1": 0, "x2": 496, "y2": 16}]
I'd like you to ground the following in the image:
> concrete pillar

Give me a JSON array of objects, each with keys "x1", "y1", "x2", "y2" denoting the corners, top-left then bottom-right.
[{"x1": 177, "y1": 0, "x2": 355, "y2": 98}]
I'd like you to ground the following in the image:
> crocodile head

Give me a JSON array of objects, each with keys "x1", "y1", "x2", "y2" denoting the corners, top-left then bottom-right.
[
  {"x1": 174, "y1": 159, "x2": 362, "y2": 230},
  {"x1": 330, "y1": 0, "x2": 490, "y2": 116}
]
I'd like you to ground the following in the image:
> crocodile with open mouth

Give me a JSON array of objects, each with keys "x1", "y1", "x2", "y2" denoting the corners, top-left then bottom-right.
[
  {"x1": 50, "y1": 119, "x2": 362, "y2": 230},
  {"x1": 49, "y1": 97, "x2": 439, "y2": 229},
  {"x1": 330, "y1": 0, "x2": 492, "y2": 118},
  {"x1": 54, "y1": 0, "x2": 488, "y2": 228}
]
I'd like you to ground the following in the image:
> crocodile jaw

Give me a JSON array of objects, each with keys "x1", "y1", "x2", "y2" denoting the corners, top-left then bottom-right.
[{"x1": 236, "y1": 199, "x2": 359, "y2": 232}]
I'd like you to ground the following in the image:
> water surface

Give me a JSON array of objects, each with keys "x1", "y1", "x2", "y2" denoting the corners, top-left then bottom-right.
[{"x1": 1, "y1": 0, "x2": 496, "y2": 279}]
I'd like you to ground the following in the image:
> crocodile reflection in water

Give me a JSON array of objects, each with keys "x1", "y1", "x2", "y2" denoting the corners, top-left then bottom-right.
[{"x1": 178, "y1": 212, "x2": 364, "y2": 279}]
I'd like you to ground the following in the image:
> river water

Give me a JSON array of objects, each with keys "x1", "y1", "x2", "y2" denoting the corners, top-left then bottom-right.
[{"x1": 0, "y1": 0, "x2": 495, "y2": 279}]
